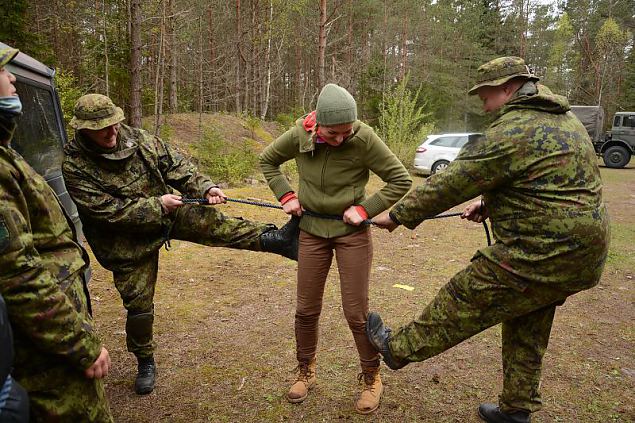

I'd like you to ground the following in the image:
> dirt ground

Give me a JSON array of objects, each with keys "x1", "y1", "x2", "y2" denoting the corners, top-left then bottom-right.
[{"x1": 88, "y1": 164, "x2": 634, "y2": 423}]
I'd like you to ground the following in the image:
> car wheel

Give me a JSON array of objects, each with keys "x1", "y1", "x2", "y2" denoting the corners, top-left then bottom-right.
[
  {"x1": 431, "y1": 160, "x2": 450, "y2": 174},
  {"x1": 602, "y1": 146, "x2": 630, "y2": 168}
]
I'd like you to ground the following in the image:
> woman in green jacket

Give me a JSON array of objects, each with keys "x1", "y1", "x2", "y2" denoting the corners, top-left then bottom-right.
[{"x1": 259, "y1": 83, "x2": 412, "y2": 414}]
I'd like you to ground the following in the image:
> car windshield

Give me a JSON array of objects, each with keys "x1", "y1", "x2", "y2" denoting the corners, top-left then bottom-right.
[{"x1": 11, "y1": 79, "x2": 65, "y2": 180}]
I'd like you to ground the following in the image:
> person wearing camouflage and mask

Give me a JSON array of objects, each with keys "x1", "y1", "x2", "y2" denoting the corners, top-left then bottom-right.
[
  {"x1": 0, "y1": 48, "x2": 113, "y2": 422},
  {"x1": 366, "y1": 57, "x2": 609, "y2": 423},
  {"x1": 62, "y1": 93, "x2": 299, "y2": 395}
]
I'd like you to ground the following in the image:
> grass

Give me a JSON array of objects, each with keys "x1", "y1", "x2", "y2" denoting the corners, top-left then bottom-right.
[{"x1": 87, "y1": 164, "x2": 634, "y2": 422}]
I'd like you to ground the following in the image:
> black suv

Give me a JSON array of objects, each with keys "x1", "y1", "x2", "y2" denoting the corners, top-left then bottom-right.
[{"x1": 1, "y1": 42, "x2": 87, "y2": 253}]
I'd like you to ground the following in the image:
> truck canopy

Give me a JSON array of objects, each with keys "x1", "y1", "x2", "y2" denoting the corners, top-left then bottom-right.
[{"x1": 570, "y1": 105, "x2": 604, "y2": 143}]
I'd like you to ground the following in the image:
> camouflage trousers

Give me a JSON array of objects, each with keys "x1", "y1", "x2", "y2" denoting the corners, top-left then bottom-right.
[
  {"x1": 113, "y1": 204, "x2": 270, "y2": 358},
  {"x1": 14, "y1": 363, "x2": 112, "y2": 422},
  {"x1": 388, "y1": 255, "x2": 593, "y2": 413}
]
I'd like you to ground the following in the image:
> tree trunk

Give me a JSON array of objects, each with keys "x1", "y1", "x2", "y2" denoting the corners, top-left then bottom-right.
[
  {"x1": 130, "y1": 0, "x2": 142, "y2": 127},
  {"x1": 260, "y1": 0, "x2": 273, "y2": 119},
  {"x1": 208, "y1": 6, "x2": 216, "y2": 112},
  {"x1": 318, "y1": 0, "x2": 327, "y2": 89},
  {"x1": 235, "y1": 0, "x2": 243, "y2": 113},
  {"x1": 168, "y1": 0, "x2": 178, "y2": 113},
  {"x1": 154, "y1": 0, "x2": 166, "y2": 136},
  {"x1": 399, "y1": 17, "x2": 408, "y2": 80},
  {"x1": 199, "y1": 16, "x2": 204, "y2": 140},
  {"x1": 103, "y1": 0, "x2": 109, "y2": 96}
]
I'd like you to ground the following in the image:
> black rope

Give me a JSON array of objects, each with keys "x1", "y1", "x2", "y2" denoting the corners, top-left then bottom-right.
[{"x1": 180, "y1": 196, "x2": 492, "y2": 245}]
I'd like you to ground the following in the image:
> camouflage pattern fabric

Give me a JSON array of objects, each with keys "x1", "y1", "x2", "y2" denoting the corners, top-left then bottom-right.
[
  {"x1": 388, "y1": 83, "x2": 609, "y2": 413},
  {"x1": 63, "y1": 123, "x2": 270, "y2": 357},
  {"x1": 0, "y1": 145, "x2": 112, "y2": 421},
  {"x1": 69, "y1": 93, "x2": 125, "y2": 131},
  {"x1": 468, "y1": 56, "x2": 539, "y2": 95},
  {"x1": 63, "y1": 123, "x2": 268, "y2": 269},
  {"x1": 18, "y1": 364, "x2": 112, "y2": 422},
  {"x1": 0, "y1": 47, "x2": 18, "y2": 67},
  {"x1": 389, "y1": 256, "x2": 567, "y2": 412}
]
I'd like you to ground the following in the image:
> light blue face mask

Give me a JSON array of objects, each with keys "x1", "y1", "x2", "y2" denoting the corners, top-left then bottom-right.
[{"x1": 0, "y1": 96, "x2": 22, "y2": 116}]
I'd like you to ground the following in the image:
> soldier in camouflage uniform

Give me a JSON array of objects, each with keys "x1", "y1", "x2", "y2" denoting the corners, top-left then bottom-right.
[
  {"x1": 0, "y1": 48, "x2": 113, "y2": 422},
  {"x1": 366, "y1": 57, "x2": 609, "y2": 423},
  {"x1": 62, "y1": 94, "x2": 299, "y2": 395}
]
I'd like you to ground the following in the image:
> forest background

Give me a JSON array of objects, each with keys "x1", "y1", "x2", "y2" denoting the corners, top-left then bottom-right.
[{"x1": 2, "y1": 0, "x2": 634, "y2": 170}]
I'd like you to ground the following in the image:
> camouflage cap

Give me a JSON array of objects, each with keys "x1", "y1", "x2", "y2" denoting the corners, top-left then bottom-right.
[
  {"x1": 468, "y1": 56, "x2": 539, "y2": 96},
  {"x1": 0, "y1": 47, "x2": 19, "y2": 67},
  {"x1": 70, "y1": 94, "x2": 125, "y2": 130}
]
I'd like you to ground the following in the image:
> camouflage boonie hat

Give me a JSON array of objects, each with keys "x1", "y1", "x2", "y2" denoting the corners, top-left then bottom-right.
[
  {"x1": 468, "y1": 56, "x2": 539, "y2": 96},
  {"x1": 70, "y1": 94, "x2": 125, "y2": 130},
  {"x1": 0, "y1": 47, "x2": 19, "y2": 67}
]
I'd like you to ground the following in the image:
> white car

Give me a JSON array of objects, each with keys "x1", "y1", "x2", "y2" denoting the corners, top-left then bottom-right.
[{"x1": 413, "y1": 133, "x2": 481, "y2": 175}]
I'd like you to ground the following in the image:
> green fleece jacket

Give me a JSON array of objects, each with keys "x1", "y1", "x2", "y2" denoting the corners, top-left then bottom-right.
[{"x1": 260, "y1": 119, "x2": 412, "y2": 238}]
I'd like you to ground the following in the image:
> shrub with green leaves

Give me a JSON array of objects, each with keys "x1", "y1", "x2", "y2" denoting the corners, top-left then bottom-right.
[
  {"x1": 54, "y1": 69, "x2": 83, "y2": 138},
  {"x1": 194, "y1": 128, "x2": 259, "y2": 185},
  {"x1": 379, "y1": 75, "x2": 436, "y2": 167}
]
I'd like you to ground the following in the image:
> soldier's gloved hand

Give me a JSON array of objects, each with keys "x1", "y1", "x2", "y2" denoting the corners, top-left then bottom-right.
[
  {"x1": 84, "y1": 347, "x2": 111, "y2": 379},
  {"x1": 160, "y1": 194, "x2": 183, "y2": 214},
  {"x1": 372, "y1": 210, "x2": 399, "y2": 232},
  {"x1": 461, "y1": 200, "x2": 489, "y2": 223},
  {"x1": 206, "y1": 187, "x2": 227, "y2": 205}
]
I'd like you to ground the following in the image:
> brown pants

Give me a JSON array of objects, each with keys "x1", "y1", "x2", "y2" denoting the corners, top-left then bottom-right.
[{"x1": 295, "y1": 228, "x2": 380, "y2": 368}]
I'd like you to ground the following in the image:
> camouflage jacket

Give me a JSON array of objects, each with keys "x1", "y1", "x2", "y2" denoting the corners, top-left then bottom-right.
[
  {"x1": 391, "y1": 84, "x2": 609, "y2": 288},
  {"x1": 62, "y1": 124, "x2": 216, "y2": 270},
  {"x1": 0, "y1": 145, "x2": 101, "y2": 373}
]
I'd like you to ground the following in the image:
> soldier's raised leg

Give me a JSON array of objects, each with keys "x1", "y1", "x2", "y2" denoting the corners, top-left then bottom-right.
[
  {"x1": 366, "y1": 257, "x2": 569, "y2": 367},
  {"x1": 170, "y1": 204, "x2": 299, "y2": 260},
  {"x1": 113, "y1": 253, "x2": 159, "y2": 395}
]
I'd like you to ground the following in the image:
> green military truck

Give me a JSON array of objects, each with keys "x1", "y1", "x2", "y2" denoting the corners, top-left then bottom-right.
[
  {"x1": 571, "y1": 105, "x2": 635, "y2": 168},
  {"x1": 1, "y1": 41, "x2": 89, "y2": 265}
]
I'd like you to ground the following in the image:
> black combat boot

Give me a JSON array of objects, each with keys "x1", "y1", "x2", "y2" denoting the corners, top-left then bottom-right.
[
  {"x1": 134, "y1": 356, "x2": 156, "y2": 395},
  {"x1": 478, "y1": 403, "x2": 530, "y2": 423},
  {"x1": 365, "y1": 312, "x2": 409, "y2": 370},
  {"x1": 259, "y1": 215, "x2": 300, "y2": 261}
]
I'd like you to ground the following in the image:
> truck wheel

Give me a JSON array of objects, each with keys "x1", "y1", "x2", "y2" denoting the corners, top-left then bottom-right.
[{"x1": 603, "y1": 146, "x2": 630, "y2": 168}]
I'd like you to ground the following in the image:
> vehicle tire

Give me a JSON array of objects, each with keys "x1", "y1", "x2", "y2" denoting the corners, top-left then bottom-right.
[
  {"x1": 602, "y1": 146, "x2": 630, "y2": 168},
  {"x1": 431, "y1": 160, "x2": 450, "y2": 174}
]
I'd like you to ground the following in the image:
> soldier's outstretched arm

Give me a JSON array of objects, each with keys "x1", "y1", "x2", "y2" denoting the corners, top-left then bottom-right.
[
  {"x1": 63, "y1": 161, "x2": 166, "y2": 232},
  {"x1": 0, "y1": 169, "x2": 103, "y2": 371},
  {"x1": 390, "y1": 133, "x2": 516, "y2": 230},
  {"x1": 155, "y1": 135, "x2": 217, "y2": 198}
]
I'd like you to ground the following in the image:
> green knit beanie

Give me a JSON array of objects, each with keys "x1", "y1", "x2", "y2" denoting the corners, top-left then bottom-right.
[{"x1": 316, "y1": 83, "x2": 357, "y2": 126}]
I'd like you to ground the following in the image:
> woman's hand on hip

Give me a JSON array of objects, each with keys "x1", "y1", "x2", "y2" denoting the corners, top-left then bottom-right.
[
  {"x1": 283, "y1": 198, "x2": 303, "y2": 216},
  {"x1": 343, "y1": 206, "x2": 365, "y2": 226}
]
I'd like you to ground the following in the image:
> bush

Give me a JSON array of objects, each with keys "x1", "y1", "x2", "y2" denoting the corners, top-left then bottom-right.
[
  {"x1": 54, "y1": 69, "x2": 83, "y2": 138},
  {"x1": 193, "y1": 128, "x2": 259, "y2": 185},
  {"x1": 275, "y1": 107, "x2": 305, "y2": 129},
  {"x1": 379, "y1": 74, "x2": 436, "y2": 167}
]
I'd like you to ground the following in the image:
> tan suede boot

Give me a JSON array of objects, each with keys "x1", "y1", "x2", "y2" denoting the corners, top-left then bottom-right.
[
  {"x1": 355, "y1": 366, "x2": 383, "y2": 414},
  {"x1": 287, "y1": 358, "x2": 316, "y2": 403}
]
